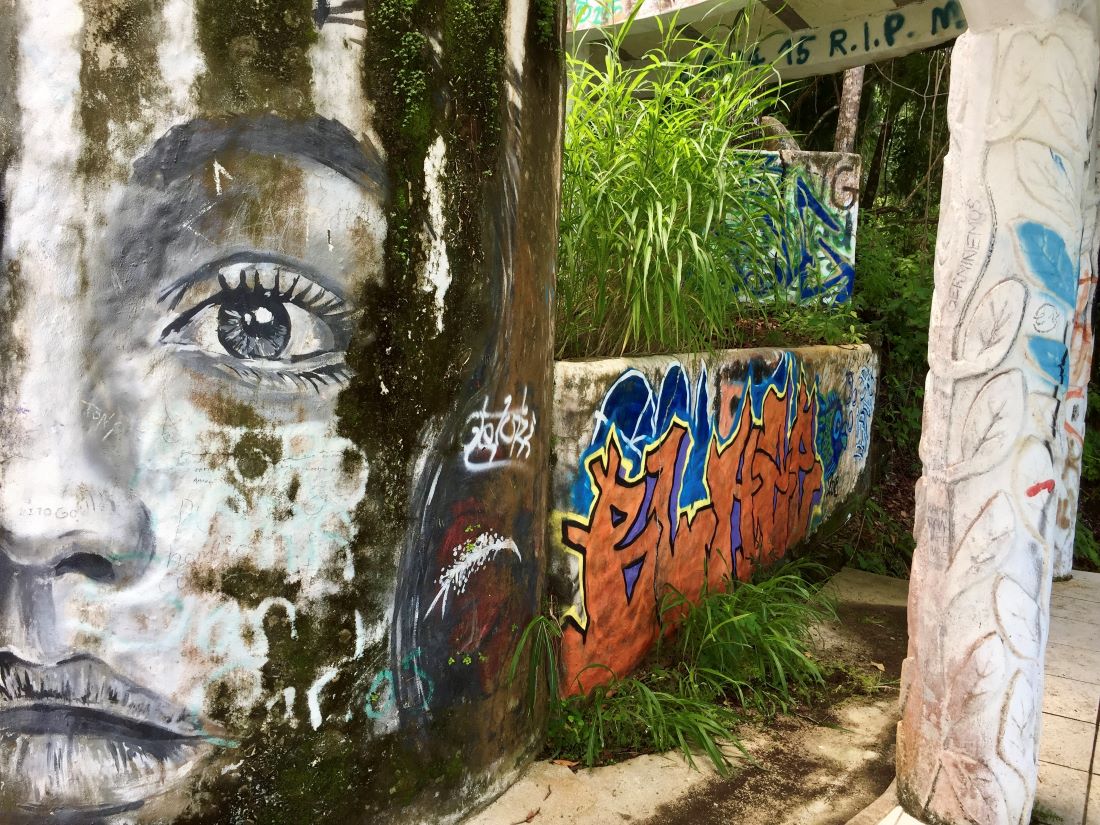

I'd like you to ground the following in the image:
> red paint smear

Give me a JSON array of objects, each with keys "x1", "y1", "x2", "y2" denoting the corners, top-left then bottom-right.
[{"x1": 1027, "y1": 480, "x2": 1055, "y2": 498}]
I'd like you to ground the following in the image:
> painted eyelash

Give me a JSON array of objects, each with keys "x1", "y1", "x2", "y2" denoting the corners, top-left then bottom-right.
[
  {"x1": 218, "y1": 268, "x2": 350, "y2": 319},
  {"x1": 218, "y1": 361, "x2": 351, "y2": 393},
  {"x1": 159, "y1": 265, "x2": 349, "y2": 342}
]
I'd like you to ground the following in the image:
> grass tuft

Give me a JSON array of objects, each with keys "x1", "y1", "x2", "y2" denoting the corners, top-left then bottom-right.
[
  {"x1": 556, "y1": 10, "x2": 792, "y2": 359},
  {"x1": 514, "y1": 560, "x2": 835, "y2": 774}
]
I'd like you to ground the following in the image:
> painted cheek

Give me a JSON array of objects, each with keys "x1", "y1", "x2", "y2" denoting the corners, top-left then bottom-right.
[{"x1": 106, "y1": 416, "x2": 367, "y2": 711}]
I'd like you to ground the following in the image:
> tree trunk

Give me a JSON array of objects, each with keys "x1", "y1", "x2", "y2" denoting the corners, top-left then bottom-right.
[
  {"x1": 834, "y1": 66, "x2": 865, "y2": 155},
  {"x1": 861, "y1": 104, "x2": 894, "y2": 210}
]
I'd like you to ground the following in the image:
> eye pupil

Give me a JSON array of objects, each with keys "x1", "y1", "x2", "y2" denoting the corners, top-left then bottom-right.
[{"x1": 218, "y1": 290, "x2": 291, "y2": 360}]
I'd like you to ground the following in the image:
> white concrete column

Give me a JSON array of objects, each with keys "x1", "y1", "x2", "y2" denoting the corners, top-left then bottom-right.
[
  {"x1": 898, "y1": 2, "x2": 1100, "y2": 823},
  {"x1": 1053, "y1": 97, "x2": 1100, "y2": 579}
]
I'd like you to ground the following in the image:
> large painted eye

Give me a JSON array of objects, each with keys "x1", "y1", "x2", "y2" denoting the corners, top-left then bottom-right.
[{"x1": 159, "y1": 260, "x2": 356, "y2": 392}]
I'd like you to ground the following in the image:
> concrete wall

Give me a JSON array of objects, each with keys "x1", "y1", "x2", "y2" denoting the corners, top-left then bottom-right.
[
  {"x1": 550, "y1": 345, "x2": 878, "y2": 692},
  {"x1": 0, "y1": 0, "x2": 561, "y2": 822}
]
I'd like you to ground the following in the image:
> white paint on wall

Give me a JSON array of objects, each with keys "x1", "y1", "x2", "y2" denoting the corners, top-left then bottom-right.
[
  {"x1": 1, "y1": 0, "x2": 92, "y2": 570},
  {"x1": 505, "y1": 0, "x2": 530, "y2": 104},
  {"x1": 6, "y1": 0, "x2": 84, "y2": 295},
  {"x1": 463, "y1": 389, "x2": 537, "y2": 472},
  {"x1": 425, "y1": 532, "x2": 522, "y2": 618},
  {"x1": 310, "y1": 10, "x2": 383, "y2": 151},
  {"x1": 422, "y1": 135, "x2": 451, "y2": 333},
  {"x1": 159, "y1": 0, "x2": 203, "y2": 123},
  {"x1": 307, "y1": 667, "x2": 339, "y2": 730}
]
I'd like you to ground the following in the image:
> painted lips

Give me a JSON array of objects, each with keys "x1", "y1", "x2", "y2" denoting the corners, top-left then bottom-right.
[
  {"x1": 0, "y1": 651, "x2": 203, "y2": 745},
  {"x1": 0, "y1": 651, "x2": 214, "y2": 815}
]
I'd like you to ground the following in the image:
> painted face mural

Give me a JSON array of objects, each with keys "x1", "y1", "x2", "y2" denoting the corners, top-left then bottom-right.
[{"x1": 0, "y1": 0, "x2": 561, "y2": 822}]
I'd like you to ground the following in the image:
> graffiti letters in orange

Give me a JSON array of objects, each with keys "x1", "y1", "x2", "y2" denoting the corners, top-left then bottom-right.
[{"x1": 561, "y1": 360, "x2": 824, "y2": 692}]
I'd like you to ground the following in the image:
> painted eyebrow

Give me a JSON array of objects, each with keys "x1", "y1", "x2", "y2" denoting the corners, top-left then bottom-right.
[{"x1": 130, "y1": 114, "x2": 388, "y2": 199}]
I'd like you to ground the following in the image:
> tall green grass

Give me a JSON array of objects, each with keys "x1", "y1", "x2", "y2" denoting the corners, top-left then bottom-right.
[
  {"x1": 556, "y1": 12, "x2": 785, "y2": 358},
  {"x1": 671, "y1": 568, "x2": 834, "y2": 713},
  {"x1": 510, "y1": 561, "x2": 835, "y2": 773}
]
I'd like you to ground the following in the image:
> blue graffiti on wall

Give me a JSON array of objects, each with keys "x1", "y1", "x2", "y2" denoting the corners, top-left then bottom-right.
[
  {"x1": 851, "y1": 366, "x2": 876, "y2": 462},
  {"x1": 736, "y1": 153, "x2": 859, "y2": 306},
  {"x1": 816, "y1": 390, "x2": 849, "y2": 480},
  {"x1": 572, "y1": 363, "x2": 713, "y2": 515},
  {"x1": 767, "y1": 158, "x2": 857, "y2": 303},
  {"x1": 571, "y1": 354, "x2": 864, "y2": 518}
]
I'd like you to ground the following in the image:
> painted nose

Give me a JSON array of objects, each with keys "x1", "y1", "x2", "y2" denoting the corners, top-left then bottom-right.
[
  {"x1": 0, "y1": 511, "x2": 152, "y2": 664},
  {"x1": 0, "y1": 314, "x2": 154, "y2": 663}
]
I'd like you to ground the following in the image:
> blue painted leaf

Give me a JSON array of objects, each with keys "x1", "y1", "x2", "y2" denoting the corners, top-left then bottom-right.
[
  {"x1": 1027, "y1": 336, "x2": 1069, "y2": 388},
  {"x1": 1016, "y1": 222, "x2": 1077, "y2": 306}
]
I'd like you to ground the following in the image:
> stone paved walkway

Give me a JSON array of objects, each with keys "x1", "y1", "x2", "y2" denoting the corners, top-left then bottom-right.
[
  {"x1": 867, "y1": 570, "x2": 1100, "y2": 825},
  {"x1": 1036, "y1": 570, "x2": 1099, "y2": 825},
  {"x1": 472, "y1": 569, "x2": 1098, "y2": 825}
]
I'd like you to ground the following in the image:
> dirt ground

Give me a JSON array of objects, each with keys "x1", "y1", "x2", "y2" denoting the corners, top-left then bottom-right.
[{"x1": 652, "y1": 598, "x2": 908, "y2": 825}]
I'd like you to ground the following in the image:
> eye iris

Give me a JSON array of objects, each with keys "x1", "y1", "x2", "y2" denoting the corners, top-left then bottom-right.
[{"x1": 217, "y1": 289, "x2": 291, "y2": 359}]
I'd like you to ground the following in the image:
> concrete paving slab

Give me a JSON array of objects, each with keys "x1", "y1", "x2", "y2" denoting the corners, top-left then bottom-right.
[
  {"x1": 1051, "y1": 617, "x2": 1100, "y2": 654},
  {"x1": 846, "y1": 782, "x2": 900, "y2": 825},
  {"x1": 1046, "y1": 642, "x2": 1100, "y2": 685},
  {"x1": 873, "y1": 808, "x2": 925, "y2": 825},
  {"x1": 465, "y1": 750, "x2": 734, "y2": 825},
  {"x1": 1040, "y1": 713, "x2": 1097, "y2": 772},
  {"x1": 824, "y1": 568, "x2": 910, "y2": 609},
  {"x1": 648, "y1": 697, "x2": 899, "y2": 825},
  {"x1": 1043, "y1": 676, "x2": 1100, "y2": 724},
  {"x1": 1051, "y1": 595, "x2": 1100, "y2": 625},
  {"x1": 1060, "y1": 571, "x2": 1100, "y2": 603},
  {"x1": 1088, "y1": 780, "x2": 1098, "y2": 825},
  {"x1": 1036, "y1": 761, "x2": 1090, "y2": 825}
]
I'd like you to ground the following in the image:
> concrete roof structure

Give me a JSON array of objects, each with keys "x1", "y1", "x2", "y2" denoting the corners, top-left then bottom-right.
[{"x1": 570, "y1": 0, "x2": 968, "y2": 78}]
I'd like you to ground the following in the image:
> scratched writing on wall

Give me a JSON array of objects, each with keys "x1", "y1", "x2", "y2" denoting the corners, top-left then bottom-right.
[{"x1": 750, "y1": 1, "x2": 966, "y2": 70}]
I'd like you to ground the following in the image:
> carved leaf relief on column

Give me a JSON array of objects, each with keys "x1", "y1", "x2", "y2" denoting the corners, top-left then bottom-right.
[{"x1": 899, "y1": 14, "x2": 1100, "y2": 825}]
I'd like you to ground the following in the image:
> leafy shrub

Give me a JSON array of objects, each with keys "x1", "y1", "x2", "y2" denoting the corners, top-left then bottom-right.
[
  {"x1": 1075, "y1": 520, "x2": 1100, "y2": 571},
  {"x1": 832, "y1": 498, "x2": 915, "y2": 579},
  {"x1": 852, "y1": 215, "x2": 936, "y2": 469},
  {"x1": 556, "y1": 14, "x2": 786, "y2": 358},
  {"x1": 1084, "y1": 390, "x2": 1100, "y2": 484}
]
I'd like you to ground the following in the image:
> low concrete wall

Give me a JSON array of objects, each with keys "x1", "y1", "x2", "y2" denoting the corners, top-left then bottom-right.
[{"x1": 550, "y1": 344, "x2": 879, "y2": 691}]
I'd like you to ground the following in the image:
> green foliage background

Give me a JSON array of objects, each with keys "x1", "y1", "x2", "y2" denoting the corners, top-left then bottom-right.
[{"x1": 555, "y1": 15, "x2": 865, "y2": 359}]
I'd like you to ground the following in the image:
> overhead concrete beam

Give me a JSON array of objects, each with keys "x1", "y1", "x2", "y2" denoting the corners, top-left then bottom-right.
[
  {"x1": 570, "y1": 0, "x2": 968, "y2": 80},
  {"x1": 747, "y1": 0, "x2": 968, "y2": 79}
]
